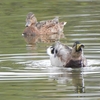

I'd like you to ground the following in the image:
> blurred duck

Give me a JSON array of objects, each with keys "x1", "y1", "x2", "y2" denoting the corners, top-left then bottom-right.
[
  {"x1": 47, "y1": 41, "x2": 87, "y2": 68},
  {"x1": 22, "y1": 12, "x2": 67, "y2": 44},
  {"x1": 25, "y1": 12, "x2": 59, "y2": 27}
]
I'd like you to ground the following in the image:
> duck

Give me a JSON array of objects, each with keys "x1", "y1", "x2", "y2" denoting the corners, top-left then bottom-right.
[
  {"x1": 47, "y1": 41, "x2": 87, "y2": 68},
  {"x1": 22, "y1": 12, "x2": 67, "y2": 44}
]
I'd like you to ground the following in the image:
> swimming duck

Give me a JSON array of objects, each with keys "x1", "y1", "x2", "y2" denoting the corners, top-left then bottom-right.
[
  {"x1": 47, "y1": 41, "x2": 87, "y2": 68},
  {"x1": 22, "y1": 12, "x2": 66, "y2": 44}
]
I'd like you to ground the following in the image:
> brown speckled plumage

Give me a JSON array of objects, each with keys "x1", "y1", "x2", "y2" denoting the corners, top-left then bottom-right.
[{"x1": 22, "y1": 12, "x2": 66, "y2": 44}]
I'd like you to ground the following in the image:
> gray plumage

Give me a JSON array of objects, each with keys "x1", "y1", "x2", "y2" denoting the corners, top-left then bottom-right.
[{"x1": 47, "y1": 41, "x2": 87, "y2": 68}]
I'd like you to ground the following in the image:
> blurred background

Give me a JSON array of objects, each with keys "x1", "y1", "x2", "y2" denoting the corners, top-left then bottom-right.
[{"x1": 0, "y1": 0, "x2": 100, "y2": 100}]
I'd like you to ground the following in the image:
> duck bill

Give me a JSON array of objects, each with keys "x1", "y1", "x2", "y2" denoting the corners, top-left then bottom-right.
[
  {"x1": 25, "y1": 21, "x2": 31, "y2": 27},
  {"x1": 76, "y1": 44, "x2": 84, "y2": 51}
]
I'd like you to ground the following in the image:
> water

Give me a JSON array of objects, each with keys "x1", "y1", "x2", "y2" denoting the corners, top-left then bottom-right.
[{"x1": 0, "y1": 0, "x2": 100, "y2": 100}]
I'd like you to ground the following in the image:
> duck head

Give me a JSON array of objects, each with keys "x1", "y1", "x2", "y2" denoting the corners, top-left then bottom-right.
[
  {"x1": 25, "y1": 12, "x2": 37, "y2": 27},
  {"x1": 71, "y1": 41, "x2": 84, "y2": 58},
  {"x1": 73, "y1": 41, "x2": 84, "y2": 52}
]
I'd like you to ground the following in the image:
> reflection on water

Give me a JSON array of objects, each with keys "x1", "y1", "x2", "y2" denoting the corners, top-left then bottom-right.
[
  {"x1": 0, "y1": 53, "x2": 100, "y2": 100},
  {"x1": 0, "y1": 0, "x2": 100, "y2": 100}
]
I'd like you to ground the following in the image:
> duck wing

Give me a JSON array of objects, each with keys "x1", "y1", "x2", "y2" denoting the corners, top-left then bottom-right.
[
  {"x1": 50, "y1": 41, "x2": 72, "y2": 67},
  {"x1": 36, "y1": 16, "x2": 59, "y2": 29}
]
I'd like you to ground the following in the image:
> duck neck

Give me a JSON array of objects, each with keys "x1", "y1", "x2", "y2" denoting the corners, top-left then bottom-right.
[{"x1": 71, "y1": 49, "x2": 83, "y2": 60}]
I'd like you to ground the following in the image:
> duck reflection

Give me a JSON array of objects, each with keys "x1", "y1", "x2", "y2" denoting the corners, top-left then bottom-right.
[
  {"x1": 25, "y1": 44, "x2": 37, "y2": 52},
  {"x1": 71, "y1": 69, "x2": 85, "y2": 93},
  {"x1": 49, "y1": 67, "x2": 85, "y2": 93},
  {"x1": 22, "y1": 26, "x2": 40, "y2": 45}
]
